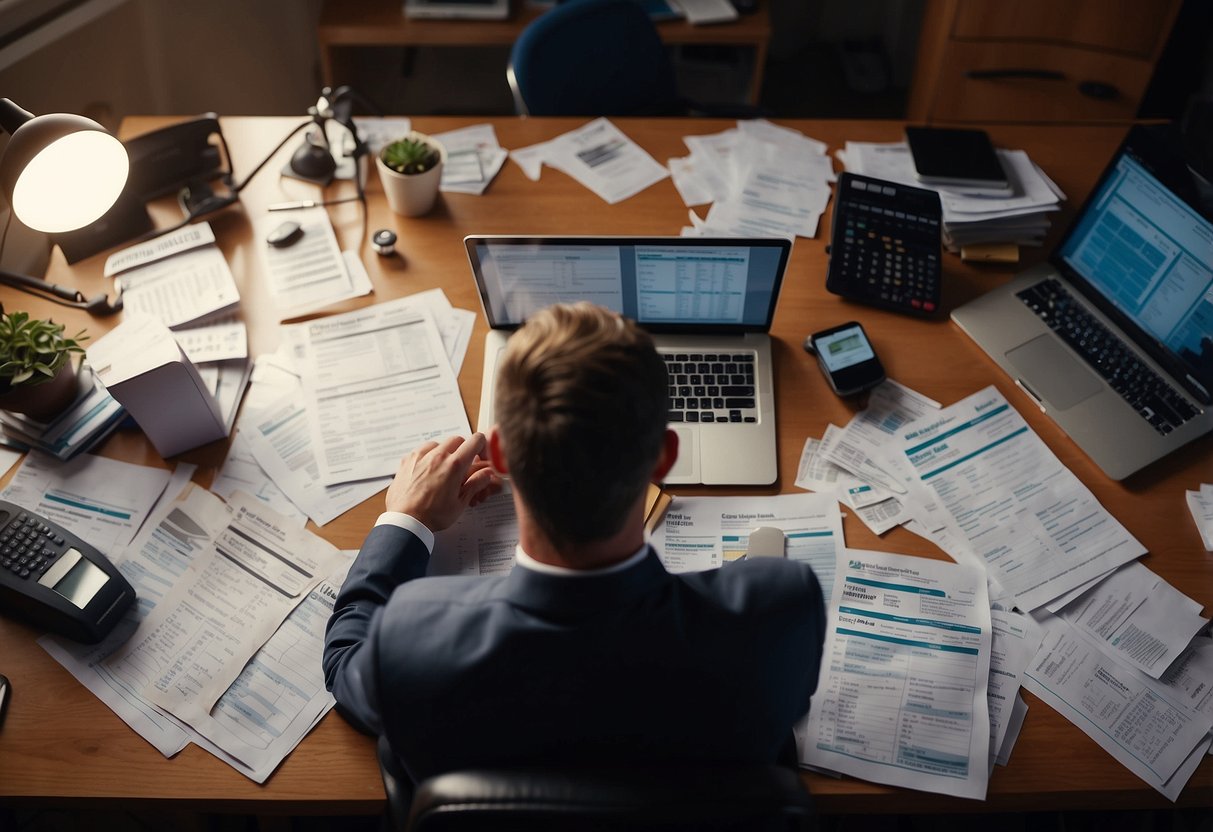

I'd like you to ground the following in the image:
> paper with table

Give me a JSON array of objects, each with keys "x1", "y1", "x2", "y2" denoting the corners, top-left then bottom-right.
[
  {"x1": 799, "y1": 548, "x2": 993, "y2": 800},
  {"x1": 106, "y1": 222, "x2": 240, "y2": 329},
  {"x1": 432, "y1": 123, "x2": 509, "y2": 195},
  {"x1": 287, "y1": 296, "x2": 471, "y2": 487},
  {"x1": 509, "y1": 118, "x2": 669, "y2": 204}
]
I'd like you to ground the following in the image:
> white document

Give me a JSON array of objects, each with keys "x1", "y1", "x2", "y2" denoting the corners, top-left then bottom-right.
[
  {"x1": 650, "y1": 493, "x2": 843, "y2": 598},
  {"x1": 541, "y1": 118, "x2": 669, "y2": 204},
  {"x1": 1059, "y1": 561, "x2": 1208, "y2": 679},
  {"x1": 212, "y1": 357, "x2": 253, "y2": 434},
  {"x1": 432, "y1": 123, "x2": 508, "y2": 195},
  {"x1": 893, "y1": 386, "x2": 1145, "y2": 610},
  {"x1": 509, "y1": 137, "x2": 558, "y2": 182},
  {"x1": 796, "y1": 430, "x2": 894, "y2": 509},
  {"x1": 292, "y1": 299, "x2": 471, "y2": 487},
  {"x1": 1024, "y1": 613, "x2": 1213, "y2": 800},
  {"x1": 104, "y1": 221, "x2": 217, "y2": 277},
  {"x1": 987, "y1": 609, "x2": 1041, "y2": 774},
  {"x1": 701, "y1": 164, "x2": 830, "y2": 239},
  {"x1": 801, "y1": 549, "x2": 992, "y2": 800},
  {"x1": 258, "y1": 208, "x2": 356, "y2": 319},
  {"x1": 1159, "y1": 636, "x2": 1213, "y2": 720},
  {"x1": 1, "y1": 452, "x2": 173, "y2": 556},
  {"x1": 40, "y1": 478, "x2": 221, "y2": 758},
  {"x1": 173, "y1": 320, "x2": 248, "y2": 364},
  {"x1": 244, "y1": 388, "x2": 388, "y2": 526},
  {"x1": 116, "y1": 245, "x2": 241, "y2": 330},
  {"x1": 0, "y1": 445, "x2": 23, "y2": 478},
  {"x1": 432, "y1": 488, "x2": 519, "y2": 576},
  {"x1": 114, "y1": 492, "x2": 343, "y2": 722},
  {"x1": 1187, "y1": 486, "x2": 1213, "y2": 550},
  {"x1": 211, "y1": 429, "x2": 308, "y2": 528},
  {"x1": 188, "y1": 554, "x2": 353, "y2": 782}
]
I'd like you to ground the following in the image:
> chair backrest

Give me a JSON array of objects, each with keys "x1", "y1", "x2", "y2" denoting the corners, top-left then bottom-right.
[
  {"x1": 506, "y1": 0, "x2": 682, "y2": 116},
  {"x1": 379, "y1": 737, "x2": 815, "y2": 832}
]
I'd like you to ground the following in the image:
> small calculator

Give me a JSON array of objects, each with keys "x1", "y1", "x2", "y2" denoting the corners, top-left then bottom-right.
[{"x1": 825, "y1": 172, "x2": 943, "y2": 316}]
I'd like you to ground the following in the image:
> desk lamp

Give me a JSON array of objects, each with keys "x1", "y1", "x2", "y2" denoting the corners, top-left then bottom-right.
[{"x1": 0, "y1": 98, "x2": 128, "y2": 313}]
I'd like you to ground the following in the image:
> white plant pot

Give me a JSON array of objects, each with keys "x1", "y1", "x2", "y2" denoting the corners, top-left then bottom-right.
[{"x1": 376, "y1": 133, "x2": 446, "y2": 217}]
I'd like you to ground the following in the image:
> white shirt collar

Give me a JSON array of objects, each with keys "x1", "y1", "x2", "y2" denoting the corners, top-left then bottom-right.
[{"x1": 514, "y1": 542, "x2": 650, "y2": 577}]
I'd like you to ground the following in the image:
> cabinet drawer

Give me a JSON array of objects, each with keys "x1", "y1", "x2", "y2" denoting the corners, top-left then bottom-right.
[
  {"x1": 950, "y1": 0, "x2": 1173, "y2": 56},
  {"x1": 929, "y1": 41, "x2": 1155, "y2": 123}
]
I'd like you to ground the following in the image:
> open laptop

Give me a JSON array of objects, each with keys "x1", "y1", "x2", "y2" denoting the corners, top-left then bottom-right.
[
  {"x1": 465, "y1": 236, "x2": 792, "y2": 485},
  {"x1": 952, "y1": 125, "x2": 1213, "y2": 480}
]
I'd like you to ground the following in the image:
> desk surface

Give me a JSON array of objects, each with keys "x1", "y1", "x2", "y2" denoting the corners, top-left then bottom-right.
[{"x1": 0, "y1": 117, "x2": 1209, "y2": 814}]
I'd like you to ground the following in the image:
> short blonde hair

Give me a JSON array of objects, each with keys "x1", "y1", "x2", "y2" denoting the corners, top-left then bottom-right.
[{"x1": 495, "y1": 303, "x2": 668, "y2": 549}]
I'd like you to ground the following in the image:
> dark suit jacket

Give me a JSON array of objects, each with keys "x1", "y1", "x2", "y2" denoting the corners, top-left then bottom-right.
[{"x1": 323, "y1": 523, "x2": 826, "y2": 783}]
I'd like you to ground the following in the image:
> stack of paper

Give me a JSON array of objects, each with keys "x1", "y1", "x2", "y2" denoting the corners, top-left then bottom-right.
[
  {"x1": 837, "y1": 142, "x2": 1064, "y2": 251},
  {"x1": 105, "y1": 223, "x2": 241, "y2": 329},
  {"x1": 0, "y1": 365, "x2": 125, "y2": 461},
  {"x1": 256, "y1": 208, "x2": 373, "y2": 321},
  {"x1": 510, "y1": 118, "x2": 669, "y2": 204},
  {"x1": 219, "y1": 290, "x2": 474, "y2": 528},
  {"x1": 671, "y1": 119, "x2": 834, "y2": 240}
]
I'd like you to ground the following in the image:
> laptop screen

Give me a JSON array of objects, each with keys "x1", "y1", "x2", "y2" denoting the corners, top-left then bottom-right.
[
  {"x1": 1055, "y1": 127, "x2": 1213, "y2": 402},
  {"x1": 465, "y1": 236, "x2": 791, "y2": 333}
]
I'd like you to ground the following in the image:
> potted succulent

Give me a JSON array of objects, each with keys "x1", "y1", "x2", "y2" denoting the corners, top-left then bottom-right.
[
  {"x1": 376, "y1": 132, "x2": 446, "y2": 217},
  {"x1": 0, "y1": 311, "x2": 88, "y2": 422}
]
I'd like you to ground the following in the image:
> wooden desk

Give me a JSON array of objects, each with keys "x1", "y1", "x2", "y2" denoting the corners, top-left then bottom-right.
[
  {"x1": 317, "y1": 0, "x2": 772, "y2": 105},
  {"x1": 0, "y1": 117, "x2": 1210, "y2": 815}
]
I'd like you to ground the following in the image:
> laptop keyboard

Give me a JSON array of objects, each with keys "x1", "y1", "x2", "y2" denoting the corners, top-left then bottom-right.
[
  {"x1": 1016, "y1": 279, "x2": 1200, "y2": 435},
  {"x1": 663, "y1": 351, "x2": 758, "y2": 425}
]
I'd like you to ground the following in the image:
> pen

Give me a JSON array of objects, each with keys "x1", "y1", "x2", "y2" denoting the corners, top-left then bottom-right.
[{"x1": 267, "y1": 200, "x2": 319, "y2": 212}]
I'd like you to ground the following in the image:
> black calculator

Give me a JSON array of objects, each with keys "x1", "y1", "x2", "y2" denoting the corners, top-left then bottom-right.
[
  {"x1": 825, "y1": 172, "x2": 943, "y2": 316},
  {"x1": 0, "y1": 500, "x2": 135, "y2": 643}
]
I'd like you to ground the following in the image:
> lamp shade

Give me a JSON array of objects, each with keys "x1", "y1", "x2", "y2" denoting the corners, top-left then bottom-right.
[{"x1": 0, "y1": 100, "x2": 129, "y2": 234}]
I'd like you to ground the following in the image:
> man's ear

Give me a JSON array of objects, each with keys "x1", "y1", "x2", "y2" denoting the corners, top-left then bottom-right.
[
  {"x1": 488, "y1": 427, "x2": 509, "y2": 475},
  {"x1": 651, "y1": 429, "x2": 679, "y2": 482}
]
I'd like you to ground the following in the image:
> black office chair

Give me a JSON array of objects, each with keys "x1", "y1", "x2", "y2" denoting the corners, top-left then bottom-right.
[
  {"x1": 377, "y1": 736, "x2": 815, "y2": 832},
  {"x1": 506, "y1": 0, "x2": 766, "y2": 118}
]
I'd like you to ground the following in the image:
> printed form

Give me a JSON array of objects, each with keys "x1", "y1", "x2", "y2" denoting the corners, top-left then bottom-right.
[
  {"x1": 800, "y1": 549, "x2": 992, "y2": 801},
  {"x1": 111, "y1": 491, "x2": 343, "y2": 725},
  {"x1": 292, "y1": 300, "x2": 471, "y2": 487},
  {"x1": 651, "y1": 493, "x2": 843, "y2": 597},
  {"x1": 893, "y1": 386, "x2": 1145, "y2": 610},
  {"x1": 431, "y1": 489, "x2": 519, "y2": 576}
]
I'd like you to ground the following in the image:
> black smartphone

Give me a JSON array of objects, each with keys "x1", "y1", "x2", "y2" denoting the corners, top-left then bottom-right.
[
  {"x1": 904, "y1": 126, "x2": 1009, "y2": 192},
  {"x1": 807, "y1": 321, "x2": 886, "y2": 397}
]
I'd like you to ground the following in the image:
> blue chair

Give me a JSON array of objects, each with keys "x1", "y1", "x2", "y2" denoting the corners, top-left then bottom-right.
[
  {"x1": 507, "y1": 0, "x2": 765, "y2": 118},
  {"x1": 508, "y1": 0, "x2": 682, "y2": 116}
]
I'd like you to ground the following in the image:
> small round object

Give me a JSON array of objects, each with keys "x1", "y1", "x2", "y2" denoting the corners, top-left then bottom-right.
[
  {"x1": 372, "y1": 229, "x2": 397, "y2": 256},
  {"x1": 266, "y1": 220, "x2": 303, "y2": 248}
]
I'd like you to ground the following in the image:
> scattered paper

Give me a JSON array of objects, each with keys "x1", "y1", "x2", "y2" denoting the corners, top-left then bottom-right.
[
  {"x1": 1187, "y1": 485, "x2": 1213, "y2": 550},
  {"x1": 258, "y1": 208, "x2": 362, "y2": 320},
  {"x1": 431, "y1": 488, "x2": 518, "y2": 576},
  {"x1": 515, "y1": 118, "x2": 669, "y2": 204},
  {"x1": 432, "y1": 123, "x2": 508, "y2": 196},
  {"x1": 173, "y1": 319, "x2": 248, "y2": 364},
  {"x1": 104, "y1": 222, "x2": 216, "y2": 277},
  {"x1": 116, "y1": 244, "x2": 240, "y2": 330},
  {"x1": 211, "y1": 429, "x2": 308, "y2": 528}
]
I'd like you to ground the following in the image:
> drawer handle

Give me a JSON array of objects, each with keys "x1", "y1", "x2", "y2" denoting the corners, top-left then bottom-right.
[
  {"x1": 1078, "y1": 80, "x2": 1120, "y2": 100},
  {"x1": 963, "y1": 69, "x2": 1066, "y2": 81}
]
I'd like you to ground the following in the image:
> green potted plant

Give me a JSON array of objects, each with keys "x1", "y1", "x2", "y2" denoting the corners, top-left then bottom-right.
[
  {"x1": 375, "y1": 132, "x2": 446, "y2": 217},
  {"x1": 0, "y1": 311, "x2": 88, "y2": 422}
]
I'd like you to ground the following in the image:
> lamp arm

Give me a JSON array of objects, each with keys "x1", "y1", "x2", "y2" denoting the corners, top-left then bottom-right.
[{"x1": 0, "y1": 268, "x2": 123, "y2": 316}]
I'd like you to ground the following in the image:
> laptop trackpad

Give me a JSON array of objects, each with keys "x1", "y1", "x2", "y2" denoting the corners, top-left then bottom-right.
[{"x1": 1005, "y1": 335, "x2": 1103, "y2": 411}]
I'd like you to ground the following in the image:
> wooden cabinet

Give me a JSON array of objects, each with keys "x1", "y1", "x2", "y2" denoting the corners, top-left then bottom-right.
[{"x1": 908, "y1": 0, "x2": 1183, "y2": 123}]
